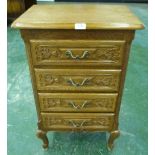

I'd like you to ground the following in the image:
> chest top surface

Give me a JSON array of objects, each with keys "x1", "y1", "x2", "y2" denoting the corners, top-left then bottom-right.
[{"x1": 11, "y1": 3, "x2": 144, "y2": 30}]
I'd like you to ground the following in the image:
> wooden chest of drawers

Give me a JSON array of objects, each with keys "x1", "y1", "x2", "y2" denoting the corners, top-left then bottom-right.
[{"x1": 12, "y1": 4, "x2": 144, "y2": 150}]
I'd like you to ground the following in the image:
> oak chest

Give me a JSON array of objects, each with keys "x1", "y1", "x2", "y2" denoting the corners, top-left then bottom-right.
[{"x1": 12, "y1": 4, "x2": 144, "y2": 150}]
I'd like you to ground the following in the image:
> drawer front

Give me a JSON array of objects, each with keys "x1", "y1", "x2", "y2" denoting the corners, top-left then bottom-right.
[
  {"x1": 31, "y1": 40, "x2": 125, "y2": 66},
  {"x1": 35, "y1": 69, "x2": 121, "y2": 92},
  {"x1": 41, "y1": 113, "x2": 114, "y2": 131},
  {"x1": 39, "y1": 93, "x2": 118, "y2": 112}
]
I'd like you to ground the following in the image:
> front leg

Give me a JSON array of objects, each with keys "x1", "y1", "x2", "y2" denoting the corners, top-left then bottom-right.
[
  {"x1": 36, "y1": 129, "x2": 49, "y2": 149},
  {"x1": 107, "y1": 130, "x2": 120, "y2": 151}
]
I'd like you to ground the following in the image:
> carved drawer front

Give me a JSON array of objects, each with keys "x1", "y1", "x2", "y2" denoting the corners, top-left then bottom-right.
[
  {"x1": 41, "y1": 113, "x2": 114, "y2": 131},
  {"x1": 30, "y1": 40, "x2": 125, "y2": 66},
  {"x1": 39, "y1": 93, "x2": 118, "y2": 112},
  {"x1": 35, "y1": 69, "x2": 121, "y2": 92}
]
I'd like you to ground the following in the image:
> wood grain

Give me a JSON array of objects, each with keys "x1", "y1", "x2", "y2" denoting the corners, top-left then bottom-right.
[
  {"x1": 35, "y1": 69, "x2": 121, "y2": 92},
  {"x1": 11, "y1": 4, "x2": 144, "y2": 29},
  {"x1": 12, "y1": 4, "x2": 144, "y2": 150},
  {"x1": 38, "y1": 93, "x2": 118, "y2": 112},
  {"x1": 40, "y1": 113, "x2": 115, "y2": 131},
  {"x1": 31, "y1": 40, "x2": 125, "y2": 66}
]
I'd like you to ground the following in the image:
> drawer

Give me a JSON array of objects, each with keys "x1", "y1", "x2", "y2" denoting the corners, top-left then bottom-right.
[
  {"x1": 35, "y1": 69, "x2": 121, "y2": 92},
  {"x1": 38, "y1": 93, "x2": 118, "y2": 112},
  {"x1": 30, "y1": 40, "x2": 125, "y2": 66},
  {"x1": 41, "y1": 113, "x2": 114, "y2": 131}
]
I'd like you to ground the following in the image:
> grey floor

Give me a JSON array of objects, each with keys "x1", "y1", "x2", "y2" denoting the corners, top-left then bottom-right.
[{"x1": 7, "y1": 3, "x2": 148, "y2": 155}]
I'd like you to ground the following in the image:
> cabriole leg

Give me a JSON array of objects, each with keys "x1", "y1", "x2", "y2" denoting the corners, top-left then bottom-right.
[
  {"x1": 36, "y1": 129, "x2": 49, "y2": 149},
  {"x1": 107, "y1": 130, "x2": 120, "y2": 151}
]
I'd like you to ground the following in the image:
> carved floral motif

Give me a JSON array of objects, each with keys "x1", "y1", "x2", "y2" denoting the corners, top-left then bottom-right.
[
  {"x1": 39, "y1": 74, "x2": 60, "y2": 86},
  {"x1": 42, "y1": 98, "x2": 61, "y2": 108},
  {"x1": 35, "y1": 46, "x2": 61, "y2": 61},
  {"x1": 42, "y1": 116, "x2": 113, "y2": 128},
  {"x1": 95, "y1": 98, "x2": 114, "y2": 109},
  {"x1": 92, "y1": 47, "x2": 120, "y2": 62},
  {"x1": 41, "y1": 98, "x2": 115, "y2": 110},
  {"x1": 35, "y1": 45, "x2": 121, "y2": 63},
  {"x1": 38, "y1": 74, "x2": 119, "y2": 88}
]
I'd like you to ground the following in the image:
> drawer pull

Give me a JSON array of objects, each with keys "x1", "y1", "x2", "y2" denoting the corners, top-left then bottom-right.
[
  {"x1": 65, "y1": 50, "x2": 89, "y2": 59},
  {"x1": 68, "y1": 120, "x2": 88, "y2": 128},
  {"x1": 68, "y1": 101, "x2": 88, "y2": 109},
  {"x1": 67, "y1": 78, "x2": 90, "y2": 87}
]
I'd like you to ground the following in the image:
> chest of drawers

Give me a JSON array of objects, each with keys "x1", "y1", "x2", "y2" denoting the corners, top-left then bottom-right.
[{"x1": 12, "y1": 4, "x2": 144, "y2": 150}]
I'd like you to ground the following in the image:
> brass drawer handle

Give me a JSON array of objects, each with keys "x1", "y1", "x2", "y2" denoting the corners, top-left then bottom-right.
[
  {"x1": 68, "y1": 101, "x2": 88, "y2": 109},
  {"x1": 65, "y1": 50, "x2": 89, "y2": 59},
  {"x1": 68, "y1": 120, "x2": 88, "y2": 128},
  {"x1": 67, "y1": 78, "x2": 90, "y2": 87}
]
